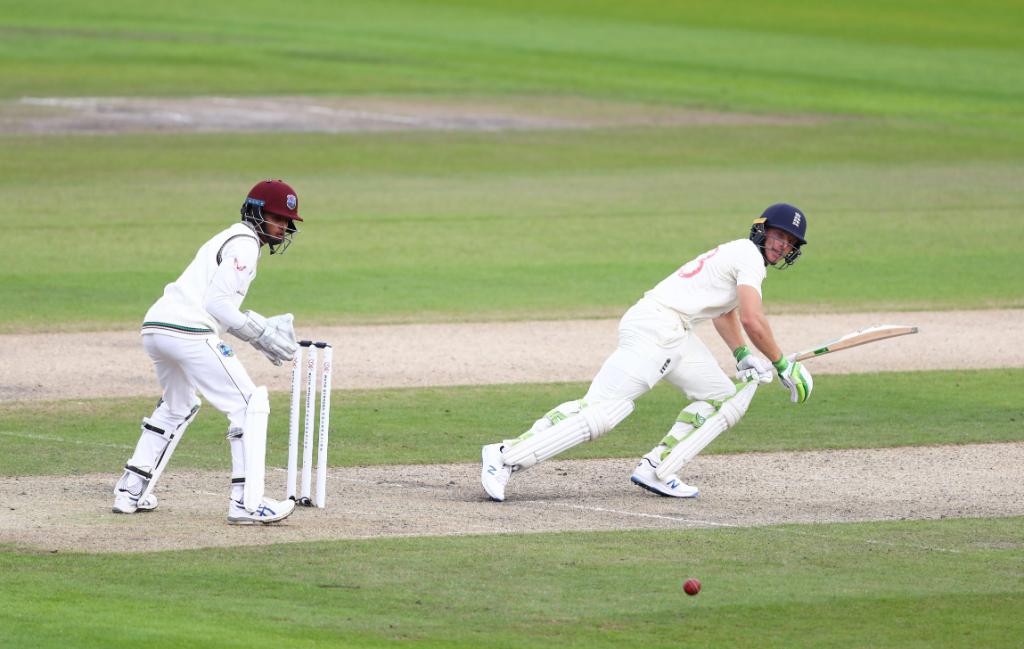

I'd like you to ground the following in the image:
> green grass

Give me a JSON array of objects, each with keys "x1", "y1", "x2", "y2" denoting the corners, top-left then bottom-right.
[
  {"x1": 1, "y1": 518, "x2": 1022, "y2": 648},
  {"x1": 2, "y1": 369, "x2": 1021, "y2": 477},
  {"x1": 2, "y1": 124, "x2": 1023, "y2": 331},
  {"x1": 1, "y1": 1, "x2": 1023, "y2": 331},
  {"x1": 3, "y1": 0, "x2": 1023, "y2": 125}
]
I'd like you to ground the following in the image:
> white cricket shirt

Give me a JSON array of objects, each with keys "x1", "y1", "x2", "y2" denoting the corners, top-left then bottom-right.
[
  {"x1": 643, "y1": 238, "x2": 766, "y2": 328},
  {"x1": 141, "y1": 223, "x2": 261, "y2": 338}
]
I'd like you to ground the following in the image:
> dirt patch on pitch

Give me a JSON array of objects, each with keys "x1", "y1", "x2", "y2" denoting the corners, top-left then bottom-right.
[
  {"x1": 0, "y1": 95, "x2": 831, "y2": 135},
  {"x1": 1, "y1": 442, "x2": 1021, "y2": 553},
  {"x1": 1, "y1": 309, "x2": 1021, "y2": 403}
]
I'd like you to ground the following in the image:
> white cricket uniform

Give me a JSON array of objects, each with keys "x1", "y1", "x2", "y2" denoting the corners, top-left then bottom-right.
[
  {"x1": 139, "y1": 222, "x2": 263, "y2": 433},
  {"x1": 585, "y1": 239, "x2": 766, "y2": 404}
]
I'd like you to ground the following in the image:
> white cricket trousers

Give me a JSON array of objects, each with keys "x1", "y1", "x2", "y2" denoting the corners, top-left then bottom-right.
[
  {"x1": 584, "y1": 298, "x2": 736, "y2": 404},
  {"x1": 142, "y1": 332, "x2": 256, "y2": 431}
]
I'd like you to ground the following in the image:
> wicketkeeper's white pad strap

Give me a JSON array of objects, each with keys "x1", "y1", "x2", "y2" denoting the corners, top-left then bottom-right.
[
  {"x1": 502, "y1": 399, "x2": 634, "y2": 469},
  {"x1": 655, "y1": 380, "x2": 758, "y2": 480}
]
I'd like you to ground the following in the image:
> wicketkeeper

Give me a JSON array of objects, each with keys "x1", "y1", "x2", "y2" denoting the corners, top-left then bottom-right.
[
  {"x1": 113, "y1": 180, "x2": 303, "y2": 524},
  {"x1": 481, "y1": 203, "x2": 814, "y2": 501}
]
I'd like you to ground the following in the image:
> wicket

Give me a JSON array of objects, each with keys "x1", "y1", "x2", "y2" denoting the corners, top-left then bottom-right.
[{"x1": 287, "y1": 340, "x2": 333, "y2": 508}]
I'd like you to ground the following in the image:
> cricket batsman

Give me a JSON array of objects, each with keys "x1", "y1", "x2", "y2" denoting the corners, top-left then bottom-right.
[
  {"x1": 113, "y1": 180, "x2": 303, "y2": 524},
  {"x1": 481, "y1": 203, "x2": 814, "y2": 501}
]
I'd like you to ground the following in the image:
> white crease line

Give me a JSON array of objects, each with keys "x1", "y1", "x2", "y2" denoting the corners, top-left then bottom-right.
[
  {"x1": 545, "y1": 501, "x2": 739, "y2": 527},
  {"x1": 270, "y1": 467, "x2": 445, "y2": 492},
  {"x1": 0, "y1": 430, "x2": 133, "y2": 450}
]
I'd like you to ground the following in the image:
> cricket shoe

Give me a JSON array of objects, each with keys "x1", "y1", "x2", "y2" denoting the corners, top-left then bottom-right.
[
  {"x1": 227, "y1": 497, "x2": 296, "y2": 525},
  {"x1": 112, "y1": 487, "x2": 158, "y2": 514},
  {"x1": 630, "y1": 458, "x2": 699, "y2": 498},
  {"x1": 481, "y1": 443, "x2": 512, "y2": 502}
]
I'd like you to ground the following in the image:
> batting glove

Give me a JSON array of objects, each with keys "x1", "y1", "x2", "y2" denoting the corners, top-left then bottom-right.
[
  {"x1": 773, "y1": 356, "x2": 813, "y2": 403},
  {"x1": 734, "y1": 345, "x2": 773, "y2": 384}
]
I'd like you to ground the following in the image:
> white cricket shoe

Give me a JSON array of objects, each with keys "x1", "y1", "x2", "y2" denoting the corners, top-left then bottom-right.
[
  {"x1": 481, "y1": 443, "x2": 512, "y2": 502},
  {"x1": 112, "y1": 490, "x2": 158, "y2": 514},
  {"x1": 630, "y1": 458, "x2": 699, "y2": 498},
  {"x1": 227, "y1": 496, "x2": 296, "y2": 525}
]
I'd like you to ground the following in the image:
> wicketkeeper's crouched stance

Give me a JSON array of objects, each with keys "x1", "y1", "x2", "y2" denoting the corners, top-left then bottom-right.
[
  {"x1": 114, "y1": 180, "x2": 304, "y2": 524},
  {"x1": 481, "y1": 204, "x2": 815, "y2": 502}
]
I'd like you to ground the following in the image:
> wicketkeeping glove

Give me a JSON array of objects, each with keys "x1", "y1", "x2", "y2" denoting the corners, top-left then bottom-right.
[
  {"x1": 230, "y1": 311, "x2": 299, "y2": 366},
  {"x1": 252, "y1": 314, "x2": 299, "y2": 366},
  {"x1": 734, "y1": 345, "x2": 773, "y2": 384},
  {"x1": 773, "y1": 356, "x2": 813, "y2": 403}
]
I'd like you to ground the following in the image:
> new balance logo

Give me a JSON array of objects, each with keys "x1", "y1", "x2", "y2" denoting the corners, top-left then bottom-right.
[
  {"x1": 668, "y1": 479, "x2": 680, "y2": 488},
  {"x1": 487, "y1": 466, "x2": 498, "y2": 476}
]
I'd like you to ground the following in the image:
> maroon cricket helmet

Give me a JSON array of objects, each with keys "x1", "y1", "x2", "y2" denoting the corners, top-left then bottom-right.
[
  {"x1": 244, "y1": 179, "x2": 302, "y2": 222},
  {"x1": 240, "y1": 179, "x2": 302, "y2": 254}
]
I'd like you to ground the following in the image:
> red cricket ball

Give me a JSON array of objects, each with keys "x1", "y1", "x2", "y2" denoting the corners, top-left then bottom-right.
[{"x1": 683, "y1": 578, "x2": 701, "y2": 596}]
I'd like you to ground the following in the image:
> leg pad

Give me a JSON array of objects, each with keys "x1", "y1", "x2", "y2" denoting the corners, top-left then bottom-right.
[
  {"x1": 502, "y1": 399, "x2": 634, "y2": 469},
  {"x1": 655, "y1": 380, "x2": 758, "y2": 480}
]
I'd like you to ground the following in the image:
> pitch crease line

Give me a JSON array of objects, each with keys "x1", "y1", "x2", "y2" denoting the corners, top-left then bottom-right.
[{"x1": 545, "y1": 502, "x2": 739, "y2": 527}]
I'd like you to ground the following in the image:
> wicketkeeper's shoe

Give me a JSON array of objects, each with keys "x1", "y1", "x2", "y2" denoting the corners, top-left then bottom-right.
[
  {"x1": 112, "y1": 490, "x2": 158, "y2": 514},
  {"x1": 226, "y1": 496, "x2": 296, "y2": 525},
  {"x1": 481, "y1": 443, "x2": 512, "y2": 502},
  {"x1": 630, "y1": 457, "x2": 699, "y2": 498}
]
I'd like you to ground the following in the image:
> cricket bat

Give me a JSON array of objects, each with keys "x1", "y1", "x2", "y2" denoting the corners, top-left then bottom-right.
[{"x1": 790, "y1": 325, "x2": 918, "y2": 362}]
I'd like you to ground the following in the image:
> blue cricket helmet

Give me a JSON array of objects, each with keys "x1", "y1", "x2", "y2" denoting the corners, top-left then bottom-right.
[{"x1": 749, "y1": 203, "x2": 807, "y2": 268}]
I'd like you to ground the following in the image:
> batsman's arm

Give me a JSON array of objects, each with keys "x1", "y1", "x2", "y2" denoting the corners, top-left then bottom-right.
[
  {"x1": 736, "y1": 285, "x2": 783, "y2": 363},
  {"x1": 712, "y1": 309, "x2": 746, "y2": 355}
]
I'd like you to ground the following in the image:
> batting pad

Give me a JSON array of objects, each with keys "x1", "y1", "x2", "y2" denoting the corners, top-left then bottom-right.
[
  {"x1": 656, "y1": 380, "x2": 758, "y2": 480},
  {"x1": 502, "y1": 399, "x2": 634, "y2": 469},
  {"x1": 243, "y1": 386, "x2": 270, "y2": 513}
]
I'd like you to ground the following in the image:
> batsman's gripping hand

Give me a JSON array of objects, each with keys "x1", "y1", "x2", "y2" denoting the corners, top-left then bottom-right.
[
  {"x1": 734, "y1": 346, "x2": 773, "y2": 384},
  {"x1": 773, "y1": 356, "x2": 813, "y2": 403}
]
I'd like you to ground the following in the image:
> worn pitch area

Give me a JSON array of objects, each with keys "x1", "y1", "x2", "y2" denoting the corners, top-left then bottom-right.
[
  {"x1": 2, "y1": 443, "x2": 1022, "y2": 553},
  {"x1": 1, "y1": 310, "x2": 1023, "y2": 552}
]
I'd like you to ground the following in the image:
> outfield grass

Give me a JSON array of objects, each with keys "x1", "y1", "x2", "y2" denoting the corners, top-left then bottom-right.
[
  {"x1": 1, "y1": 1, "x2": 1023, "y2": 331},
  {"x1": 2, "y1": 124, "x2": 1022, "y2": 331},
  {"x1": 1, "y1": 369, "x2": 1021, "y2": 476},
  {"x1": 1, "y1": 518, "x2": 1021, "y2": 648},
  {"x1": 3, "y1": 1, "x2": 1022, "y2": 126}
]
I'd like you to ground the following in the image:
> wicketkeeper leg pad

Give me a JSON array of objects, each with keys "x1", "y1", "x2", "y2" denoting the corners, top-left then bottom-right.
[
  {"x1": 243, "y1": 386, "x2": 270, "y2": 513},
  {"x1": 132, "y1": 400, "x2": 201, "y2": 504},
  {"x1": 655, "y1": 380, "x2": 758, "y2": 481},
  {"x1": 501, "y1": 399, "x2": 634, "y2": 469}
]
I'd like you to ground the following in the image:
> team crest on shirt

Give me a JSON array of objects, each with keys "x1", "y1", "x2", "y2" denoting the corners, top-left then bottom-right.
[
  {"x1": 217, "y1": 342, "x2": 235, "y2": 357},
  {"x1": 286, "y1": 194, "x2": 297, "y2": 210}
]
